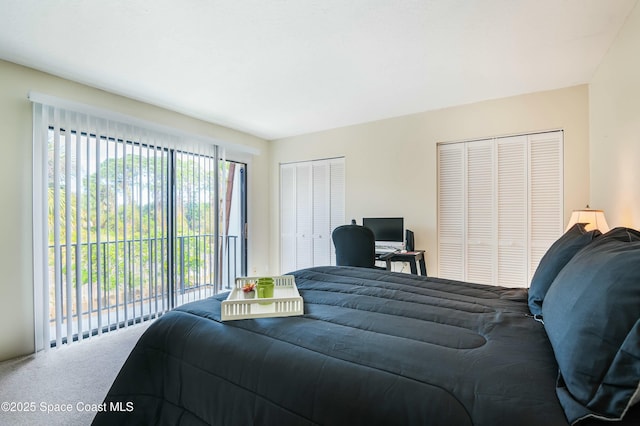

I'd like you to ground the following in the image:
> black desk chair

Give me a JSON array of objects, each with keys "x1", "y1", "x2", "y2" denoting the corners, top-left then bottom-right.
[{"x1": 332, "y1": 221, "x2": 390, "y2": 270}]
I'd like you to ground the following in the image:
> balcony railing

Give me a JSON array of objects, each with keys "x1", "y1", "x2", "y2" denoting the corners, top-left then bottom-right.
[{"x1": 48, "y1": 234, "x2": 239, "y2": 345}]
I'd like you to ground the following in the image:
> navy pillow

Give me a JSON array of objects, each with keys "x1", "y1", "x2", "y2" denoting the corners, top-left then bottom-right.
[
  {"x1": 543, "y1": 227, "x2": 640, "y2": 423},
  {"x1": 528, "y1": 223, "x2": 601, "y2": 317}
]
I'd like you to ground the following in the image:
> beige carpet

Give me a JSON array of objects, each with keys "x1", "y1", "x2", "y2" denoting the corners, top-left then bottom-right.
[{"x1": 0, "y1": 321, "x2": 152, "y2": 426}]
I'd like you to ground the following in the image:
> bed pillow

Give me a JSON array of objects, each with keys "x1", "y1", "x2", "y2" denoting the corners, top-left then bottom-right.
[
  {"x1": 528, "y1": 223, "x2": 601, "y2": 318},
  {"x1": 542, "y1": 227, "x2": 640, "y2": 424}
]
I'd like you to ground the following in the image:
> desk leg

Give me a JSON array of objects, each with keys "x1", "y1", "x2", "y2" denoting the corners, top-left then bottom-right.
[
  {"x1": 409, "y1": 260, "x2": 418, "y2": 275},
  {"x1": 419, "y1": 258, "x2": 427, "y2": 276},
  {"x1": 385, "y1": 259, "x2": 392, "y2": 271}
]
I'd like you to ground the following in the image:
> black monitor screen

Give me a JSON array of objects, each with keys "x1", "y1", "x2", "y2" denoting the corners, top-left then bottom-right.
[{"x1": 362, "y1": 217, "x2": 404, "y2": 242}]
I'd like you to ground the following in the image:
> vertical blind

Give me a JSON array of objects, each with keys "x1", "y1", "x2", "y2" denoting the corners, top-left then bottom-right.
[{"x1": 32, "y1": 99, "x2": 222, "y2": 350}]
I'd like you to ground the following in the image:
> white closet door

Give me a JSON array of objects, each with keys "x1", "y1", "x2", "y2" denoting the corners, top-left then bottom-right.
[
  {"x1": 466, "y1": 140, "x2": 495, "y2": 285},
  {"x1": 312, "y1": 161, "x2": 331, "y2": 266},
  {"x1": 280, "y1": 158, "x2": 346, "y2": 273},
  {"x1": 497, "y1": 136, "x2": 528, "y2": 287},
  {"x1": 329, "y1": 159, "x2": 346, "y2": 266},
  {"x1": 280, "y1": 164, "x2": 296, "y2": 274},
  {"x1": 438, "y1": 143, "x2": 465, "y2": 281},
  {"x1": 295, "y1": 163, "x2": 313, "y2": 269},
  {"x1": 437, "y1": 131, "x2": 563, "y2": 287},
  {"x1": 529, "y1": 131, "x2": 563, "y2": 281}
]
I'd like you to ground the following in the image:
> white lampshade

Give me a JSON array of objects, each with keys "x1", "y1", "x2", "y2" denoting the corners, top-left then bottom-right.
[{"x1": 565, "y1": 209, "x2": 610, "y2": 233}]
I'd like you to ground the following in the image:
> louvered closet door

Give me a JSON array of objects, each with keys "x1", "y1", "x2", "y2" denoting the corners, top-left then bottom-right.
[
  {"x1": 329, "y1": 159, "x2": 346, "y2": 266},
  {"x1": 497, "y1": 136, "x2": 528, "y2": 287},
  {"x1": 280, "y1": 164, "x2": 296, "y2": 274},
  {"x1": 280, "y1": 158, "x2": 345, "y2": 273},
  {"x1": 312, "y1": 161, "x2": 331, "y2": 265},
  {"x1": 313, "y1": 158, "x2": 346, "y2": 266},
  {"x1": 466, "y1": 140, "x2": 495, "y2": 285},
  {"x1": 438, "y1": 144, "x2": 465, "y2": 281},
  {"x1": 295, "y1": 163, "x2": 313, "y2": 269},
  {"x1": 529, "y1": 132, "x2": 563, "y2": 281},
  {"x1": 437, "y1": 131, "x2": 563, "y2": 287}
]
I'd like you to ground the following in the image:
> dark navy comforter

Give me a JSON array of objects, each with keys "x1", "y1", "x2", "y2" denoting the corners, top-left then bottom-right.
[{"x1": 94, "y1": 266, "x2": 573, "y2": 425}]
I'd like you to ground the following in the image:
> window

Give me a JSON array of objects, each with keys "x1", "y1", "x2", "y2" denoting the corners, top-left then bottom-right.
[
  {"x1": 32, "y1": 100, "x2": 245, "y2": 349},
  {"x1": 437, "y1": 131, "x2": 563, "y2": 287}
]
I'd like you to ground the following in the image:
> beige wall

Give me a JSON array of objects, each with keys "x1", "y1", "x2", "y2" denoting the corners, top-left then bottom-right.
[
  {"x1": 0, "y1": 59, "x2": 270, "y2": 361},
  {"x1": 10, "y1": 0, "x2": 640, "y2": 359},
  {"x1": 269, "y1": 85, "x2": 591, "y2": 277},
  {"x1": 590, "y1": 1, "x2": 640, "y2": 229}
]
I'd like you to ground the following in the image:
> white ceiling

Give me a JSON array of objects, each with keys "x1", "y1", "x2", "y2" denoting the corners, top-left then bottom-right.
[{"x1": 0, "y1": 0, "x2": 637, "y2": 140}]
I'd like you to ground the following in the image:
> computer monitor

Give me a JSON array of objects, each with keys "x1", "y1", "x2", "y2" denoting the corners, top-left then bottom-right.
[{"x1": 362, "y1": 217, "x2": 404, "y2": 249}]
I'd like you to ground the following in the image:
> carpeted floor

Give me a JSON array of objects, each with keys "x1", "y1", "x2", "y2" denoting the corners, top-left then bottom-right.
[{"x1": 0, "y1": 321, "x2": 152, "y2": 426}]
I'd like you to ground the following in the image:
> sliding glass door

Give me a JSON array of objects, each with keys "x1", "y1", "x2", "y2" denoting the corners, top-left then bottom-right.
[
  {"x1": 174, "y1": 153, "x2": 247, "y2": 301},
  {"x1": 218, "y1": 160, "x2": 247, "y2": 290},
  {"x1": 34, "y1": 103, "x2": 248, "y2": 348}
]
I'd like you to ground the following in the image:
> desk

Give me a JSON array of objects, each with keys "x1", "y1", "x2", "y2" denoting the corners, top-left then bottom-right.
[{"x1": 376, "y1": 250, "x2": 427, "y2": 276}]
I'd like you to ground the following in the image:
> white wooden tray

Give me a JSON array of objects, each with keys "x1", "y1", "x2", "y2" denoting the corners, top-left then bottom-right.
[{"x1": 221, "y1": 275, "x2": 303, "y2": 321}]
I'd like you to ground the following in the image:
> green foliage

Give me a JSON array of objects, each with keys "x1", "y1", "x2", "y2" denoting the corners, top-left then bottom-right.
[{"x1": 49, "y1": 147, "x2": 221, "y2": 293}]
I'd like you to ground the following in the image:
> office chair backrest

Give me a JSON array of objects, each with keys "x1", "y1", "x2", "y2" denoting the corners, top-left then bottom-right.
[{"x1": 332, "y1": 224, "x2": 377, "y2": 268}]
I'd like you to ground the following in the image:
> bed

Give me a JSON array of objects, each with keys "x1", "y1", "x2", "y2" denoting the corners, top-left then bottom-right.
[{"x1": 92, "y1": 226, "x2": 640, "y2": 425}]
